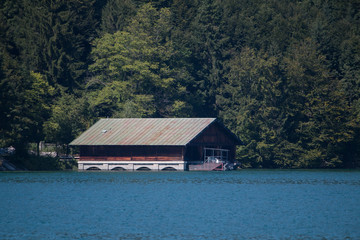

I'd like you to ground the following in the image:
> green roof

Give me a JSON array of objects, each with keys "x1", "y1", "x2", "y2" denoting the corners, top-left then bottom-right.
[{"x1": 70, "y1": 118, "x2": 218, "y2": 146}]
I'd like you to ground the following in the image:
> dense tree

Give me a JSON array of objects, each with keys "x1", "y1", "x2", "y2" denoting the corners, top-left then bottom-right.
[
  {"x1": 1, "y1": 0, "x2": 359, "y2": 167},
  {"x1": 0, "y1": 67, "x2": 54, "y2": 154},
  {"x1": 282, "y1": 39, "x2": 358, "y2": 167},
  {"x1": 43, "y1": 93, "x2": 90, "y2": 153},
  {"x1": 89, "y1": 3, "x2": 192, "y2": 118},
  {"x1": 100, "y1": 0, "x2": 136, "y2": 34},
  {"x1": 175, "y1": 0, "x2": 224, "y2": 117},
  {"x1": 217, "y1": 47, "x2": 283, "y2": 167},
  {"x1": 7, "y1": 0, "x2": 99, "y2": 90}
]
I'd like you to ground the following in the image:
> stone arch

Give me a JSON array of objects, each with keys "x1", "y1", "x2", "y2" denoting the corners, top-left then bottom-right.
[
  {"x1": 86, "y1": 166, "x2": 101, "y2": 171},
  {"x1": 111, "y1": 167, "x2": 126, "y2": 171},
  {"x1": 161, "y1": 167, "x2": 177, "y2": 171},
  {"x1": 136, "y1": 167, "x2": 151, "y2": 171}
]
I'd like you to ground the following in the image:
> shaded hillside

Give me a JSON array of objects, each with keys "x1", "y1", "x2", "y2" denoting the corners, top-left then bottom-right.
[{"x1": 1, "y1": 0, "x2": 359, "y2": 168}]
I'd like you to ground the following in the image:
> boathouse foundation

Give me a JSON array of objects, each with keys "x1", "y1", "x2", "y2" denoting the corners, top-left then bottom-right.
[{"x1": 78, "y1": 161, "x2": 185, "y2": 171}]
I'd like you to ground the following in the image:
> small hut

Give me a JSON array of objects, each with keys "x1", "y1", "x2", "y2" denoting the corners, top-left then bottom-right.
[{"x1": 70, "y1": 118, "x2": 241, "y2": 171}]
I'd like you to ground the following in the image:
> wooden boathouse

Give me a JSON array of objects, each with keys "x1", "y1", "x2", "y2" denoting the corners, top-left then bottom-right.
[{"x1": 70, "y1": 118, "x2": 241, "y2": 171}]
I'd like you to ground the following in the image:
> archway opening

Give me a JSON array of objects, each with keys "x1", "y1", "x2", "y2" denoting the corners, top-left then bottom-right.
[
  {"x1": 161, "y1": 167, "x2": 177, "y2": 171},
  {"x1": 111, "y1": 167, "x2": 126, "y2": 171},
  {"x1": 86, "y1": 166, "x2": 101, "y2": 171},
  {"x1": 136, "y1": 167, "x2": 151, "y2": 171}
]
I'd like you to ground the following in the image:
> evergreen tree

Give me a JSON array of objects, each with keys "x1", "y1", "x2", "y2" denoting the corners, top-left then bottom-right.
[
  {"x1": 1, "y1": 0, "x2": 359, "y2": 167},
  {"x1": 90, "y1": 3, "x2": 192, "y2": 118},
  {"x1": 44, "y1": 93, "x2": 91, "y2": 150},
  {"x1": 283, "y1": 38, "x2": 356, "y2": 167},
  {"x1": 100, "y1": 0, "x2": 136, "y2": 34},
  {"x1": 182, "y1": 0, "x2": 224, "y2": 117},
  {"x1": 8, "y1": 0, "x2": 99, "y2": 90},
  {"x1": 218, "y1": 47, "x2": 283, "y2": 167}
]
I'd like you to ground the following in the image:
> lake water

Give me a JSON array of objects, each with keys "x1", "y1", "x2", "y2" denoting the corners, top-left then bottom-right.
[{"x1": 1, "y1": 170, "x2": 360, "y2": 240}]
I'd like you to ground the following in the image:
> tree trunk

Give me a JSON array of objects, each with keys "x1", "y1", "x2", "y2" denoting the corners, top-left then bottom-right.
[{"x1": 37, "y1": 142, "x2": 40, "y2": 156}]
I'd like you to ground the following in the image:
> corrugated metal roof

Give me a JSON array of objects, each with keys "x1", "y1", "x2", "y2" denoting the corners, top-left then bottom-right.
[{"x1": 70, "y1": 118, "x2": 216, "y2": 146}]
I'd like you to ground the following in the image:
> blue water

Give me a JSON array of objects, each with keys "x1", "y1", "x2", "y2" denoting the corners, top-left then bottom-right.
[{"x1": 1, "y1": 170, "x2": 360, "y2": 240}]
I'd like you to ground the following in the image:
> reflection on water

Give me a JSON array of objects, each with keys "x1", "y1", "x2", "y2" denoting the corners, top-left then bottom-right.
[{"x1": 1, "y1": 170, "x2": 360, "y2": 240}]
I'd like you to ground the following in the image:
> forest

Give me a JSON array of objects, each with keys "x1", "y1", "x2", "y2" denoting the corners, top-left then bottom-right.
[{"x1": 0, "y1": 0, "x2": 359, "y2": 168}]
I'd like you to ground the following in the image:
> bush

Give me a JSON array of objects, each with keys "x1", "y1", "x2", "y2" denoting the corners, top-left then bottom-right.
[{"x1": 8, "y1": 154, "x2": 76, "y2": 171}]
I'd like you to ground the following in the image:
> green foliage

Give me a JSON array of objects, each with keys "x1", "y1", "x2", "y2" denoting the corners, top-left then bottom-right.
[
  {"x1": 44, "y1": 93, "x2": 90, "y2": 145},
  {"x1": 0, "y1": 0, "x2": 359, "y2": 168},
  {"x1": 88, "y1": 81, "x2": 155, "y2": 118},
  {"x1": 100, "y1": 0, "x2": 136, "y2": 34},
  {"x1": 89, "y1": 3, "x2": 192, "y2": 118},
  {"x1": 283, "y1": 39, "x2": 357, "y2": 168},
  {"x1": 8, "y1": 154, "x2": 76, "y2": 171},
  {"x1": 218, "y1": 47, "x2": 283, "y2": 168},
  {"x1": 6, "y1": 0, "x2": 99, "y2": 90},
  {"x1": 0, "y1": 63, "x2": 54, "y2": 154}
]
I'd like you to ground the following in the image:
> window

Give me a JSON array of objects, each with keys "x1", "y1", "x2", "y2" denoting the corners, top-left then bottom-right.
[{"x1": 203, "y1": 148, "x2": 229, "y2": 163}]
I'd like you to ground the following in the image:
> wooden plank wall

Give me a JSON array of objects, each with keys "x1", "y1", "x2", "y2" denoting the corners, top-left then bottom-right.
[
  {"x1": 190, "y1": 123, "x2": 238, "y2": 146},
  {"x1": 79, "y1": 146, "x2": 184, "y2": 161},
  {"x1": 187, "y1": 123, "x2": 238, "y2": 162},
  {"x1": 79, "y1": 122, "x2": 239, "y2": 162}
]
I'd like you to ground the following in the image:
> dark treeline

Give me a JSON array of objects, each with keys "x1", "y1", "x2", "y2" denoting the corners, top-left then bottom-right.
[{"x1": 1, "y1": 0, "x2": 359, "y2": 168}]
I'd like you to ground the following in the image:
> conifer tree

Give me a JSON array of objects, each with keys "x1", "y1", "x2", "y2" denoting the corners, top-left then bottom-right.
[{"x1": 100, "y1": 0, "x2": 136, "y2": 34}]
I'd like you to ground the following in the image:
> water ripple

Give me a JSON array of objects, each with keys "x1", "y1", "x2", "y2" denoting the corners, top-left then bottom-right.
[
  {"x1": 1, "y1": 171, "x2": 360, "y2": 186},
  {"x1": 1, "y1": 170, "x2": 360, "y2": 240}
]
